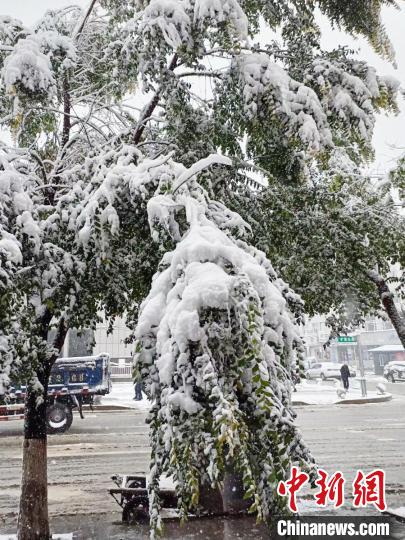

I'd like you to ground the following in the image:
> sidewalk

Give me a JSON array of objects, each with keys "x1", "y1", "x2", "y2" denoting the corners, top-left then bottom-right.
[
  {"x1": 99, "y1": 380, "x2": 392, "y2": 411},
  {"x1": 99, "y1": 381, "x2": 150, "y2": 411},
  {"x1": 293, "y1": 380, "x2": 392, "y2": 406}
]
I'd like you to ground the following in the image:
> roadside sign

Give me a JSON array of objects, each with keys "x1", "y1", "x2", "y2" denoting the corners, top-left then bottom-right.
[{"x1": 337, "y1": 336, "x2": 357, "y2": 343}]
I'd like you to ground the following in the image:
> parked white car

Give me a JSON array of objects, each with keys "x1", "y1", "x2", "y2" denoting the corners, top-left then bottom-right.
[
  {"x1": 305, "y1": 362, "x2": 356, "y2": 381},
  {"x1": 303, "y1": 357, "x2": 317, "y2": 371},
  {"x1": 384, "y1": 360, "x2": 405, "y2": 383}
]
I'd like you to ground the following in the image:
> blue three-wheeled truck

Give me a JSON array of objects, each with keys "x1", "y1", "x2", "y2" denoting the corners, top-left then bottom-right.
[{"x1": 0, "y1": 353, "x2": 111, "y2": 434}]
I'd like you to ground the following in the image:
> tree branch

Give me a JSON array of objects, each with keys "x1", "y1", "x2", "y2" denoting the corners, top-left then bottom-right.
[
  {"x1": 133, "y1": 54, "x2": 178, "y2": 145},
  {"x1": 74, "y1": 0, "x2": 98, "y2": 40},
  {"x1": 367, "y1": 269, "x2": 405, "y2": 348}
]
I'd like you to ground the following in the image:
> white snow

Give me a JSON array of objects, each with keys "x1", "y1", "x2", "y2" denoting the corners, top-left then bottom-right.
[
  {"x1": 293, "y1": 380, "x2": 392, "y2": 406},
  {"x1": 388, "y1": 507, "x2": 405, "y2": 519},
  {"x1": 141, "y1": 0, "x2": 248, "y2": 49},
  {"x1": 0, "y1": 235, "x2": 22, "y2": 264},
  {"x1": 237, "y1": 53, "x2": 333, "y2": 152},
  {"x1": 100, "y1": 381, "x2": 151, "y2": 412},
  {"x1": 193, "y1": 0, "x2": 248, "y2": 41},
  {"x1": 2, "y1": 35, "x2": 55, "y2": 95},
  {"x1": 141, "y1": 0, "x2": 192, "y2": 49}
]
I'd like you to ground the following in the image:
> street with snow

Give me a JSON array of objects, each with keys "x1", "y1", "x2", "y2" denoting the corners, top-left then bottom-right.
[{"x1": 1, "y1": 381, "x2": 405, "y2": 538}]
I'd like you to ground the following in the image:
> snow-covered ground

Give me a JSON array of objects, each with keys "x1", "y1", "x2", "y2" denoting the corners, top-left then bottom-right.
[
  {"x1": 101, "y1": 380, "x2": 390, "y2": 410},
  {"x1": 388, "y1": 507, "x2": 405, "y2": 519},
  {"x1": 100, "y1": 381, "x2": 151, "y2": 411},
  {"x1": 293, "y1": 379, "x2": 390, "y2": 405}
]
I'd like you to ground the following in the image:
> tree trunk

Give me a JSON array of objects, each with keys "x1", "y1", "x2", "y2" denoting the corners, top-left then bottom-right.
[
  {"x1": 368, "y1": 270, "x2": 405, "y2": 348},
  {"x1": 17, "y1": 315, "x2": 68, "y2": 540},
  {"x1": 17, "y1": 377, "x2": 50, "y2": 540},
  {"x1": 61, "y1": 75, "x2": 71, "y2": 150},
  {"x1": 222, "y1": 468, "x2": 252, "y2": 514}
]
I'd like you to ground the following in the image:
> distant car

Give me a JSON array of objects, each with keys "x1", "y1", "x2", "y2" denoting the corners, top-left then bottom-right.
[
  {"x1": 305, "y1": 362, "x2": 356, "y2": 381},
  {"x1": 384, "y1": 361, "x2": 405, "y2": 383}
]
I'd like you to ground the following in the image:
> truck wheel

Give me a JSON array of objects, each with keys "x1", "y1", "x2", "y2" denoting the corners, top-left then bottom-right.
[
  {"x1": 46, "y1": 403, "x2": 73, "y2": 434},
  {"x1": 387, "y1": 373, "x2": 395, "y2": 383}
]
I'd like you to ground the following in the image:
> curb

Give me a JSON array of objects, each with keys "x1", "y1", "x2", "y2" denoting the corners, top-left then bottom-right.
[
  {"x1": 82, "y1": 404, "x2": 137, "y2": 412},
  {"x1": 384, "y1": 509, "x2": 405, "y2": 523},
  {"x1": 336, "y1": 393, "x2": 392, "y2": 405},
  {"x1": 292, "y1": 393, "x2": 392, "y2": 406}
]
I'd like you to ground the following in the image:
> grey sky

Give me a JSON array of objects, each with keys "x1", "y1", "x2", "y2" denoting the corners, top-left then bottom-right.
[{"x1": 2, "y1": 0, "x2": 404, "y2": 172}]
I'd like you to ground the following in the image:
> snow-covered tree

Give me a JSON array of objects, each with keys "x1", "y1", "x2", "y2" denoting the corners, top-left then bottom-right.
[
  {"x1": 0, "y1": 1, "x2": 403, "y2": 538},
  {"x1": 97, "y1": 0, "x2": 402, "y2": 346},
  {"x1": 134, "y1": 157, "x2": 316, "y2": 533},
  {"x1": 62, "y1": 146, "x2": 315, "y2": 534},
  {"x1": 99, "y1": 0, "x2": 399, "y2": 174},
  {"x1": 231, "y1": 168, "x2": 405, "y2": 345},
  {"x1": 0, "y1": 6, "x2": 143, "y2": 539}
]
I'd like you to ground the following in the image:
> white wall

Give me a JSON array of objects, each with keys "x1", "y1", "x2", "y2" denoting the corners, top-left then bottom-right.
[{"x1": 93, "y1": 316, "x2": 133, "y2": 360}]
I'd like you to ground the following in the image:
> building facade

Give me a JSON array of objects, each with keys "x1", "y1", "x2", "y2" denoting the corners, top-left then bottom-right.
[{"x1": 302, "y1": 315, "x2": 403, "y2": 373}]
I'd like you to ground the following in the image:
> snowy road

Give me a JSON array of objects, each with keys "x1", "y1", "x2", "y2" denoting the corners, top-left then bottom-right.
[{"x1": 1, "y1": 397, "x2": 405, "y2": 535}]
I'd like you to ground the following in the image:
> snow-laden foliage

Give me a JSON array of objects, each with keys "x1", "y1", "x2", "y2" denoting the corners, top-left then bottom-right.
[
  {"x1": 0, "y1": 144, "x2": 94, "y2": 395},
  {"x1": 100, "y1": 0, "x2": 399, "y2": 178},
  {"x1": 0, "y1": 7, "x2": 127, "y2": 150},
  {"x1": 131, "y1": 155, "x2": 314, "y2": 532},
  {"x1": 141, "y1": 0, "x2": 248, "y2": 49},
  {"x1": 224, "y1": 163, "x2": 405, "y2": 341},
  {"x1": 236, "y1": 53, "x2": 333, "y2": 152},
  {"x1": 2, "y1": 35, "x2": 57, "y2": 97},
  {"x1": 56, "y1": 146, "x2": 313, "y2": 533},
  {"x1": 2, "y1": 30, "x2": 76, "y2": 96}
]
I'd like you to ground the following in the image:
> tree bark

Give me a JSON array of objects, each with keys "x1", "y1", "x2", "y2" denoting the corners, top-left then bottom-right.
[
  {"x1": 367, "y1": 270, "x2": 405, "y2": 348},
  {"x1": 61, "y1": 75, "x2": 71, "y2": 150},
  {"x1": 133, "y1": 54, "x2": 178, "y2": 146},
  {"x1": 17, "y1": 376, "x2": 50, "y2": 540},
  {"x1": 17, "y1": 316, "x2": 68, "y2": 540}
]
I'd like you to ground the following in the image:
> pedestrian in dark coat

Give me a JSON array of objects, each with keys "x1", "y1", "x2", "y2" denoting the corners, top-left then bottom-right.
[
  {"x1": 340, "y1": 363, "x2": 350, "y2": 390},
  {"x1": 133, "y1": 364, "x2": 143, "y2": 401}
]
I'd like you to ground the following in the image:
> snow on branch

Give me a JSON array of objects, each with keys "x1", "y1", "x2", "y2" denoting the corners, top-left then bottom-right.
[
  {"x1": 236, "y1": 53, "x2": 333, "y2": 152},
  {"x1": 140, "y1": 0, "x2": 248, "y2": 51},
  {"x1": 2, "y1": 29, "x2": 76, "y2": 98},
  {"x1": 303, "y1": 59, "x2": 399, "y2": 143},
  {"x1": 2, "y1": 35, "x2": 56, "y2": 96},
  {"x1": 124, "y1": 151, "x2": 314, "y2": 533}
]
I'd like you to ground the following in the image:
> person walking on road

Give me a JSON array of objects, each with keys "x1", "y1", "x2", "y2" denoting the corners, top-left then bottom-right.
[
  {"x1": 340, "y1": 363, "x2": 350, "y2": 390},
  {"x1": 133, "y1": 365, "x2": 143, "y2": 401}
]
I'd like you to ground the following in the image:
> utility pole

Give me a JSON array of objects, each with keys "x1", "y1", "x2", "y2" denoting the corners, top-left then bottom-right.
[{"x1": 356, "y1": 337, "x2": 367, "y2": 397}]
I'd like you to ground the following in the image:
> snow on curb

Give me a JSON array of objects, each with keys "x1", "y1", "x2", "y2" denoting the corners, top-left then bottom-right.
[
  {"x1": 385, "y1": 507, "x2": 405, "y2": 523},
  {"x1": 100, "y1": 382, "x2": 392, "y2": 411},
  {"x1": 335, "y1": 394, "x2": 392, "y2": 405},
  {"x1": 292, "y1": 381, "x2": 392, "y2": 406}
]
